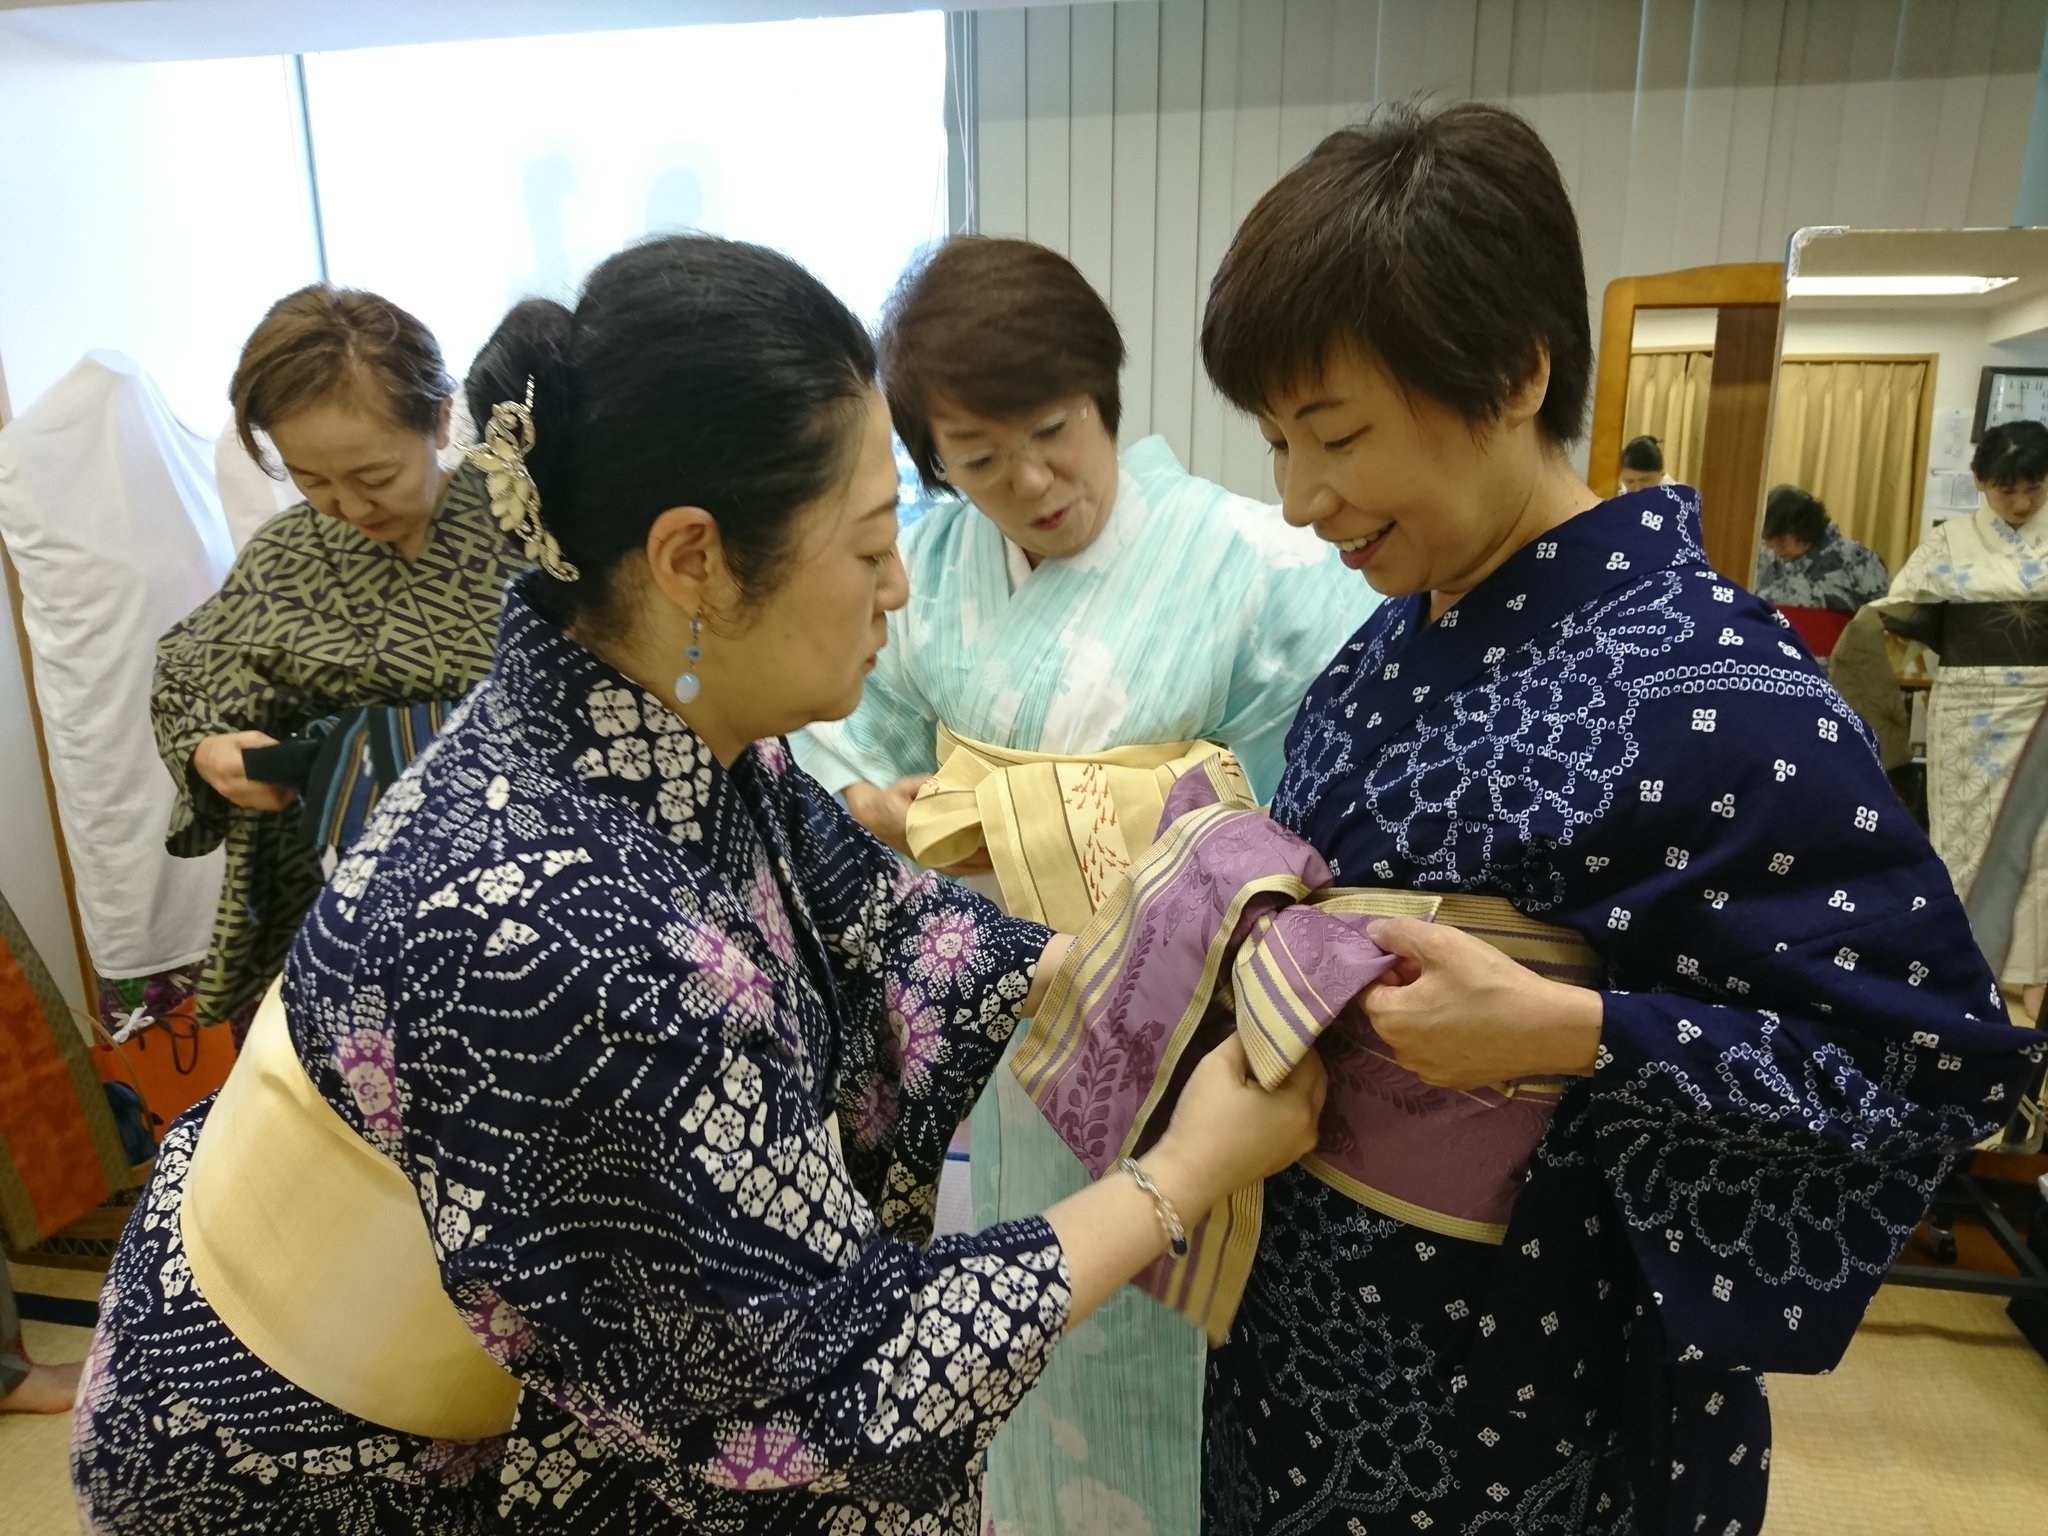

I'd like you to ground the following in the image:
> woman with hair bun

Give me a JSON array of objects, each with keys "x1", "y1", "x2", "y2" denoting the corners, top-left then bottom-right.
[{"x1": 74, "y1": 235, "x2": 1324, "y2": 1535}]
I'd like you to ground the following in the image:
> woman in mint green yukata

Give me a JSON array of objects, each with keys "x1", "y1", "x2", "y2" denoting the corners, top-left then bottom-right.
[{"x1": 794, "y1": 235, "x2": 1371, "y2": 1536}]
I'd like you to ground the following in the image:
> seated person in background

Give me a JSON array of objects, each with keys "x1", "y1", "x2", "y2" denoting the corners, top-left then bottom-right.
[
  {"x1": 1753, "y1": 483, "x2": 1890, "y2": 612},
  {"x1": 1616, "y1": 432, "x2": 1668, "y2": 491}
]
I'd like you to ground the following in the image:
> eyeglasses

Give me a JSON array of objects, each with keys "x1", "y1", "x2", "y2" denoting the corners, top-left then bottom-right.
[{"x1": 935, "y1": 403, "x2": 1092, "y2": 492}]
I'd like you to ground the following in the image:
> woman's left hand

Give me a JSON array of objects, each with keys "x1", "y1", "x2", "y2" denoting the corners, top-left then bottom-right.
[{"x1": 1360, "y1": 917, "x2": 1602, "y2": 1090}]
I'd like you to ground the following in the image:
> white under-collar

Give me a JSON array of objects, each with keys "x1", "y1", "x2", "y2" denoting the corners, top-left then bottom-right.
[{"x1": 1002, "y1": 536, "x2": 1034, "y2": 594}]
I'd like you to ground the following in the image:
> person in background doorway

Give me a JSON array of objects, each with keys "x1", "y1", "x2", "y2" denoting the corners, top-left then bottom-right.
[
  {"x1": 1617, "y1": 432, "x2": 1669, "y2": 492},
  {"x1": 1753, "y1": 483, "x2": 1891, "y2": 613},
  {"x1": 151, "y1": 287, "x2": 527, "y2": 1038}
]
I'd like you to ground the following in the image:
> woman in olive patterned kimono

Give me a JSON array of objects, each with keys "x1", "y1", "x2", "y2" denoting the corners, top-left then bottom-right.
[{"x1": 152, "y1": 286, "x2": 527, "y2": 1034}]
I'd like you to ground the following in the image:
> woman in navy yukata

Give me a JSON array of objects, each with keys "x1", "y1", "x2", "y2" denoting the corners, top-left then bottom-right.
[
  {"x1": 1192, "y1": 101, "x2": 2041, "y2": 1535},
  {"x1": 69, "y1": 235, "x2": 1326, "y2": 1535}
]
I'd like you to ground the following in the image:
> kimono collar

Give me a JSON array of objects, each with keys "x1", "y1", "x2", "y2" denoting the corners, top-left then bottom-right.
[
  {"x1": 1297, "y1": 486, "x2": 1725, "y2": 800},
  {"x1": 487, "y1": 582, "x2": 788, "y2": 845},
  {"x1": 1797, "y1": 524, "x2": 1844, "y2": 564}
]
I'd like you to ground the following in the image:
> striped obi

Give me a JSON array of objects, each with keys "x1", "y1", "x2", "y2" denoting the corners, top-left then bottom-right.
[
  {"x1": 1011, "y1": 758, "x2": 1604, "y2": 1343},
  {"x1": 905, "y1": 725, "x2": 1246, "y2": 932}
]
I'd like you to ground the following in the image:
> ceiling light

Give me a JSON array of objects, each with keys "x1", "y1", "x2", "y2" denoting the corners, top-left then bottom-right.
[{"x1": 1787, "y1": 274, "x2": 2019, "y2": 297}]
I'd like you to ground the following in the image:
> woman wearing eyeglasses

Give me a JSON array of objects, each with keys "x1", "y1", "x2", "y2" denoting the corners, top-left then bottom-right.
[{"x1": 793, "y1": 235, "x2": 1370, "y2": 1536}]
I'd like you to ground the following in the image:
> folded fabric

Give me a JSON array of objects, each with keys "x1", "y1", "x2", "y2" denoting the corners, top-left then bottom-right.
[
  {"x1": 905, "y1": 725, "x2": 1241, "y2": 931},
  {"x1": 1012, "y1": 766, "x2": 1603, "y2": 1343},
  {"x1": 180, "y1": 983, "x2": 522, "y2": 1439}
]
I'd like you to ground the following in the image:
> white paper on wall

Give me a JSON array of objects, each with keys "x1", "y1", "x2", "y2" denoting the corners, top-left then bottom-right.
[
  {"x1": 1931, "y1": 407, "x2": 1973, "y2": 471},
  {"x1": 1926, "y1": 468, "x2": 1981, "y2": 513},
  {"x1": 0, "y1": 351, "x2": 231, "y2": 978}
]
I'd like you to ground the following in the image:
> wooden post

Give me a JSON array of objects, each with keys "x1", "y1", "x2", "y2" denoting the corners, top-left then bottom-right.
[{"x1": 1588, "y1": 261, "x2": 1786, "y2": 584}]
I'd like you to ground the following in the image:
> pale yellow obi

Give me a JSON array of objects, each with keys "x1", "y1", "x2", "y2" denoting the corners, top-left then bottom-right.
[
  {"x1": 179, "y1": 983, "x2": 522, "y2": 1440},
  {"x1": 904, "y1": 725, "x2": 1246, "y2": 932}
]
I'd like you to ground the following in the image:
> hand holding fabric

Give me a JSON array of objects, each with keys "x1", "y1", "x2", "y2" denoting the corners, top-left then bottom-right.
[
  {"x1": 1362, "y1": 916, "x2": 1602, "y2": 1089},
  {"x1": 192, "y1": 731, "x2": 297, "y2": 813}
]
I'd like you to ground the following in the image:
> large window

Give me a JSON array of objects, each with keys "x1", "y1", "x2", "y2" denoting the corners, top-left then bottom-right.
[{"x1": 301, "y1": 11, "x2": 953, "y2": 381}]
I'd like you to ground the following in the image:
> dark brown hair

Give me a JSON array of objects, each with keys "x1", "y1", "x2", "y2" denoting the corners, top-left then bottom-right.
[
  {"x1": 878, "y1": 236, "x2": 1125, "y2": 491},
  {"x1": 1763, "y1": 484, "x2": 1830, "y2": 546},
  {"x1": 231, "y1": 284, "x2": 455, "y2": 468},
  {"x1": 1202, "y1": 101, "x2": 1591, "y2": 447},
  {"x1": 1621, "y1": 434, "x2": 1664, "y2": 473}
]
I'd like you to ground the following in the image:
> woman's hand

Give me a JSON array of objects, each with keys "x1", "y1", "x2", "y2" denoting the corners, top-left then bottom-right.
[
  {"x1": 844, "y1": 775, "x2": 928, "y2": 858},
  {"x1": 1023, "y1": 935, "x2": 1075, "y2": 1017},
  {"x1": 1360, "y1": 916, "x2": 1602, "y2": 1089},
  {"x1": 1041, "y1": 1033, "x2": 1325, "y2": 1330},
  {"x1": 846, "y1": 774, "x2": 994, "y2": 875},
  {"x1": 1148, "y1": 1035, "x2": 1327, "y2": 1210},
  {"x1": 191, "y1": 731, "x2": 297, "y2": 813}
]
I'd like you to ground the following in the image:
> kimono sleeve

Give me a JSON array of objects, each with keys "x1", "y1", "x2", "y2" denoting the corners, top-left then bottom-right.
[
  {"x1": 1552, "y1": 603, "x2": 2040, "y2": 1375},
  {"x1": 1847, "y1": 540, "x2": 1893, "y2": 609},
  {"x1": 1216, "y1": 513, "x2": 1371, "y2": 802},
  {"x1": 791, "y1": 607, "x2": 940, "y2": 795},
  {"x1": 778, "y1": 762, "x2": 1052, "y2": 1234},
  {"x1": 153, "y1": 516, "x2": 352, "y2": 855},
  {"x1": 418, "y1": 881, "x2": 1072, "y2": 1514}
]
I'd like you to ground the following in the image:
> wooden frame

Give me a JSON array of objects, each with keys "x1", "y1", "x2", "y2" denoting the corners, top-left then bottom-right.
[{"x1": 1590, "y1": 262, "x2": 1785, "y2": 585}]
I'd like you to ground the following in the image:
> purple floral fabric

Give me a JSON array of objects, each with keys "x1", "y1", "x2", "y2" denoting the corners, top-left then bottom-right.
[{"x1": 74, "y1": 586, "x2": 1070, "y2": 1535}]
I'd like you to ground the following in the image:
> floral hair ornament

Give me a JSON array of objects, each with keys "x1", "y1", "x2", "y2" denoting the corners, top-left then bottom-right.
[{"x1": 465, "y1": 375, "x2": 581, "y2": 581}]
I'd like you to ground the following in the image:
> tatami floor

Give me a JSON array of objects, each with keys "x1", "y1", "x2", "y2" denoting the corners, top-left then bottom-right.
[{"x1": 5, "y1": 1260, "x2": 2044, "y2": 1533}]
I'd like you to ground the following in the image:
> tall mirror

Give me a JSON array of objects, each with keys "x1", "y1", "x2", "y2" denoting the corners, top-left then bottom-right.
[{"x1": 1761, "y1": 227, "x2": 2048, "y2": 1149}]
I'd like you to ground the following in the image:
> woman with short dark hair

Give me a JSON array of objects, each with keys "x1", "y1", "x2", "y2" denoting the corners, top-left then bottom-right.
[
  {"x1": 1180, "y1": 100, "x2": 2034, "y2": 1534},
  {"x1": 74, "y1": 236, "x2": 1325, "y2": 1534},
  {"x1": 153, "y1": 286, "x2": 528, "y2": 1034},
  {"x1": 1874, "y1": 418, "x2": 2048, "y2": 1028},
  {"x1": 794, "y1": 234, "x2": 1369, "y2": 1535},
  {"x1": 1753, "y1": 484, "x2": 1890, "y2": 613}
]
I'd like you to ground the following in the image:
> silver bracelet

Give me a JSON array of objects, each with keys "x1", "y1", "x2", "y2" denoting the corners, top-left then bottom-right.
[{"x1": 1116, "y1": 1156, "x2": 1190, "y2": 1258}]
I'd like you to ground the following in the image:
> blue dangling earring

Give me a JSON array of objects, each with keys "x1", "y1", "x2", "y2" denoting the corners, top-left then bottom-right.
[{"x1": 674, "y1": 614, "x2": 704, "y2": 705}]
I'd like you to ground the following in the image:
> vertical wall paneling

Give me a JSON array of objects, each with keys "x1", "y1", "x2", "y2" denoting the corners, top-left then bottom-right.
[
  {"x1": 1148, "y1": 0, "x2": 1204, "y2": 458},
  {"x1": 1672, "y1": 1, "x2": 1746, "y2": 268},
  {"x1": 1876, "y1": 0, "x2": 1955, "y2": 230},
  {"x1": 1110, "y1": 1, "x2": 1162, "y2": 443},
  {"x1": 1220, "y1": 1, "x2": 1286, "y2": 494},
  {"x1": 1325, "y1": 2, "x2": 1376, "y2": 143},
  {"x1": 975, "y1": 6, "x2": 1029, "y2": 236},
  {"x1": 1024, "y1": 7, "x2": 1073, "y2": 250},
  {"x1": 1966, "y1": 0, "x2": 2048, "y2": 225},
  {"x1": 968, "y1": 0, "x2": 2048, "y2": 500},
  {"x1": 1067, "y1": 2, "x2": 1117, "y2": 305},
  {"x1": 1277, "y1": 0, "x2": 1335, "y2": 167},
  {"x1": 1718, "y1": 0, "x2": 1788, "y2": 265},
  {"x1": 1471, "y1": 0, "x2": 1518, "y2": 103},
  {"x1": 1928, "y1": 0, "x2": 2002, "y2": 229}
]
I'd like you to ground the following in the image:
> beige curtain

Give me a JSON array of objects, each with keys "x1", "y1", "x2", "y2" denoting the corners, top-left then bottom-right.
[
  {"x1": 1764, "y1": 360, "x2": 1929, "y2": 577},
  {"x1": 1622, "y1": 350, "x2": 1712, "y2": 488}
]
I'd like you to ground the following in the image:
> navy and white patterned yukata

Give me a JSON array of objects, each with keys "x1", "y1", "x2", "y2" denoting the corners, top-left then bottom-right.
[
  {"x1": 73, "y1": 586, "x2": 1069, "y2": 1534},
  {"x1": 1205, "y1": 488, "x2": 2039, "y2": 1535}
]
